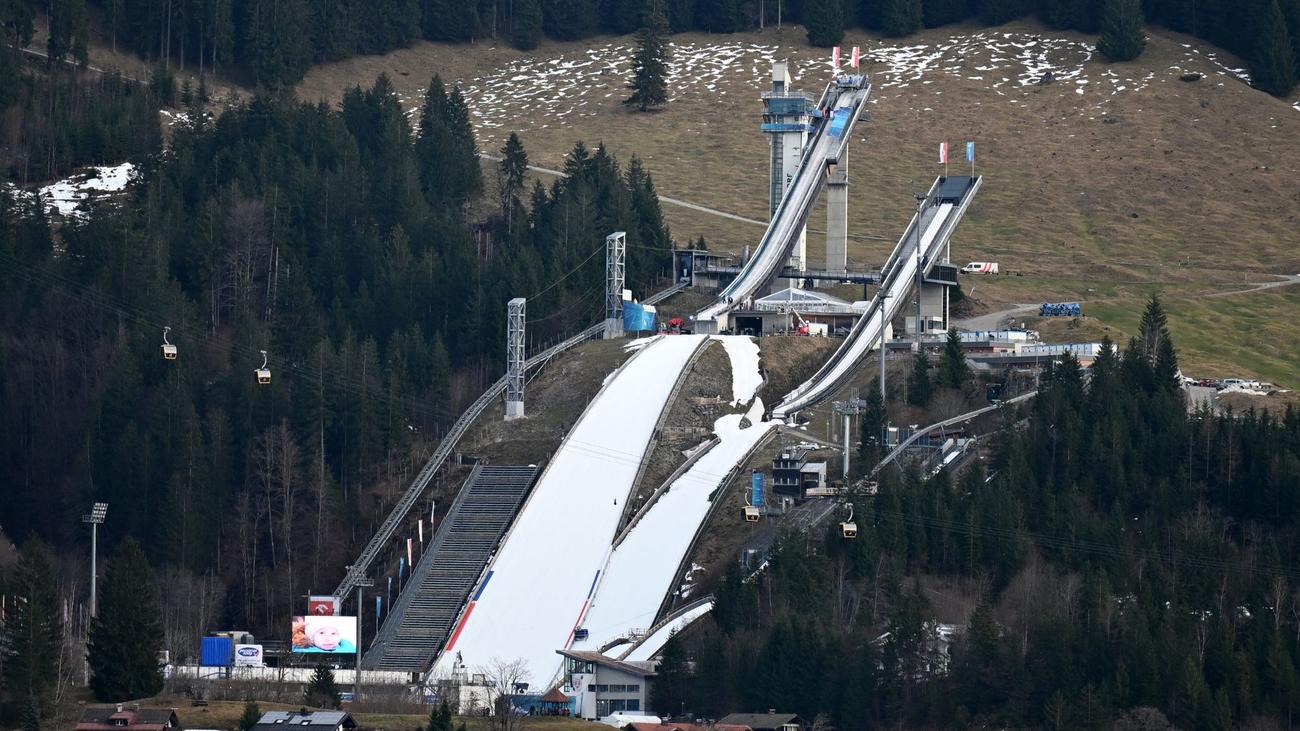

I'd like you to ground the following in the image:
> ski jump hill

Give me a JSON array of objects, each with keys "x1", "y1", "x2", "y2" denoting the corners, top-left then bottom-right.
[{"x1": 357, "y1": 57, "x2": 983, "y2": 689}]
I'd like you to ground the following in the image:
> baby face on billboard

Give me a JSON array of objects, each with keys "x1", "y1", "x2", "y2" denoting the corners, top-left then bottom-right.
[{"x1": 311, "y1": 623, "x2": 341, "y2": 651}]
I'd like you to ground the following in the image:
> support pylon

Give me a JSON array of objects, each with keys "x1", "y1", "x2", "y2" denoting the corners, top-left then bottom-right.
[{"x1": 505, "y1": 298, "x2": 525, "y2": 420}]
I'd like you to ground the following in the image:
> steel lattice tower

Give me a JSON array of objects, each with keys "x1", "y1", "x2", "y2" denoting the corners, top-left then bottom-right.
[
  {"x1": 605, "y1": 231, "x2": 626, "y2": 339},
  {"x1": 505, "y1": 297, "x2": 526, "y2": 420}
]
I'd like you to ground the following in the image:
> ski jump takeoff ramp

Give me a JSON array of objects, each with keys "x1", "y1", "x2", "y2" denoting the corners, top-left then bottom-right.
[
  {"x1": 430, "y1": 335, "x2": 707, "y2": 685},
  {"x1": 694, "y1": 73, "x2": 872, "y2": 333},
  {"x1": 773, "y1": 174, "x2": 983, "y2": 420}
]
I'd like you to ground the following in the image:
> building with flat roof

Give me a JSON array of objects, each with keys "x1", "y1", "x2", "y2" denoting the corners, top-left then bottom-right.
[
  {"x1": 716, "y1": 713, "x2": 803, "y2": 731},
  {"x1": 558, "y1": 649, "x2": 656, "y2": 720},
  {"x1": 249, "y1": 711, "x2": 356, "y2": 731},
  {"x1": 76, "y1": 707, "x2": 181, "y2": 731}
]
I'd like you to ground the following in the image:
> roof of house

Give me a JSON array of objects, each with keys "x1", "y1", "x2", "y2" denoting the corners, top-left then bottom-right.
[
  {"x1": 541, "y1": 687, "x2": 571, "y2": 703},
  {"x1": 557, "y1": 649, "x2": 656, "y2": 677},
  {"x1": 250, "y1": 710, "x2": 355, "y2": 731},
  {"x1": 76, "y1": 708, "x2": 180, "y2": 731},
  {"x1": 756, "y1": 288, "x2": 850, "y2": 309},
  {"x1": 716, "y1": 713, "x2": 802, "y2": 730}
]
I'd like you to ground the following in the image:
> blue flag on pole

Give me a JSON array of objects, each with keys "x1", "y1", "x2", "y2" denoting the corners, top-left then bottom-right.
[
  {"x1": 376, "y1": 595, "x2": 382, "y2": 619},
  {"x1": 966, "y1": 141, "x2": 975, "y2": 162}
]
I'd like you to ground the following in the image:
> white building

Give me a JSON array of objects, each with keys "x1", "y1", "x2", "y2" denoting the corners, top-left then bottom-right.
[{"x1": 557, "y1": 650, "x2": 656, "y2": 720}]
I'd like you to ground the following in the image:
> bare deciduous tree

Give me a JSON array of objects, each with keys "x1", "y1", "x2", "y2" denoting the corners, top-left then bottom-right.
[{"x1": 479, "y1": 657, "x2": 532, "y2": 731}]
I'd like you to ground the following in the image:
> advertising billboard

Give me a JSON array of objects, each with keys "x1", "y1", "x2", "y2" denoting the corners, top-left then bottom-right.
[
  {"x1": 751, "y1": 470, "x2": 765, "y2": 508},
  {"x1": 307, "y1": 595, "x2": 340, "y2": 616},
  {"x1": 292, "y1": 615, "x2": 358, "y2": 654},
  {"x1": 234, "y1": 644, "x2": 264, "y2": 667},
  {"x1": 622, "y1": 302, "x2": 657, "y2": 333}
]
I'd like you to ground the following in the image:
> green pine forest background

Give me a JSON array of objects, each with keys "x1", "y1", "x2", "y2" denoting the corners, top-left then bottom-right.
[{"x1": 2, "y1": 0, "x2": 1300, "y2": 726}]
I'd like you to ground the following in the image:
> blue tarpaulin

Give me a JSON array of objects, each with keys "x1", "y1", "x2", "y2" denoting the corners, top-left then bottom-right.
[{"x1": 623, "y1": 302, "x2": 657, "y2": 332}]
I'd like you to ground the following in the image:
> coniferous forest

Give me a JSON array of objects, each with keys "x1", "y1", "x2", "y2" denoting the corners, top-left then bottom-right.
[
  {"x1": 2, "y1": 0, "x2": 1299, "y2": 724},
  {"x1": 0, "y1": 55, "x2": 673, "y2": 668},
  {"x1": 3, "y1": 0, "x2": 1297, "y2": 94},
  {"x1": 658, "y1": 316, "x2": 1300, "y2": 730}
]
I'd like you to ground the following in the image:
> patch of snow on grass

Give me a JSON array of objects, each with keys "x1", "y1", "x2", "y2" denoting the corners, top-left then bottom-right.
[{"x1": 39, "y1": 163, "x2": 137, "y2": 219}]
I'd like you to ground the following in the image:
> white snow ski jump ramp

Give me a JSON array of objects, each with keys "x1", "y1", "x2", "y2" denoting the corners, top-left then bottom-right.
[
  {"x1": 695, "y1": 73, "x2": 871, "y2": 332},
  {"x1": 773, "y1": 174, "x2": 982, "y2": 420},
  {"x1": 432, "y1": 334, "x2": 707, "y2": 685}
]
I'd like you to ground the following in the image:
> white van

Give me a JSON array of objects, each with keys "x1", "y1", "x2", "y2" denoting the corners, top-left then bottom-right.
[{"x1": 961, "y1": 262, "x2": 999, "y2": 274}]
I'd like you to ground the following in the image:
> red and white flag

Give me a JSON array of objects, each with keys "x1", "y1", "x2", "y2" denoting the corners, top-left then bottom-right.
[
  {"x1": 851, "y1": 47, "x2": 860, "y2": 69},
  {"x1": 832, "y1": 47, "x2": 841, "y2": 69},
  {"x1": 406, "y1": 537, "x2": 413, "y2": 567},
  {"x1": 418, "y1": 518, "x2": 424, "y2": 544},
  {"x1": 939, "y1": 142, "x2": 949, "y2": 164}
]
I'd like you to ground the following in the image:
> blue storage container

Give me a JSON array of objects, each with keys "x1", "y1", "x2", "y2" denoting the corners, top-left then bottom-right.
[{"x1": 200, "y1": 636, "x2": 233, "y2": 667}]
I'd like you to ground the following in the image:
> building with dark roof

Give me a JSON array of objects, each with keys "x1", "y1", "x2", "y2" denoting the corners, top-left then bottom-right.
[
  {"x1": 557, "y1": 649, "x2": 656, "y2": 720},
  {"x1": 715, "y1": 713, "x2": 803, "y2": 731},
  {"x1": 249, "y1": 710, "x2": 356, "y2": 731},
  {"x1": 75, "y1": 706, "x2": 181, "y2": 731}
]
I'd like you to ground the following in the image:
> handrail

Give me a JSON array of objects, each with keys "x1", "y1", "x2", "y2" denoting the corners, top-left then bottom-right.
[{"x1": 334, "y1": 285, "x2": 684, "y2": 600}]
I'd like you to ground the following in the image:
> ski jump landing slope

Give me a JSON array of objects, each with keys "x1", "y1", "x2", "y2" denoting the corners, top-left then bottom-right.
[
  {"x1": 570, "y1": 337, "x2": 774, "y2": 658},
  {"x1": 434, "y1": 334, "x2": 706, "y2": 684},
  {"x1": 774, "y1": 175, "x2": 982, "y2": 419}
]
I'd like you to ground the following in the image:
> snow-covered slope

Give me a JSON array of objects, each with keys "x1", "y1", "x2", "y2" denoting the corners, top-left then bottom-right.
[
  {"x1": 569, "y1": 336, "x2": 773, "y2": 657},
  {"x1": 434, "y1": 334, "x2": 706, "y2": 685}
]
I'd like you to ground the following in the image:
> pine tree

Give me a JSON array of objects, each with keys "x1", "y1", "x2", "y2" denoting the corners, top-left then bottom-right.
[
  {"x1": 908, "y1": 352, "x2": 933, "y2": 407},
  {"x1": 46, "y1": 0, "x2": 89, "y2": 67},
  {"x1": 857, "y1": 387, "x2": 887, "y2": 473},
  {"x1": 239, "y1": 701, "x2": 262, "y2": 731},
  {"x1": 977, "y1": 0, "x2": 1029, "y2": 24},
  {"x1": 938, "y1": 327, "x2": 972, "y2": 390},
  {"x1": 88, "y1": 538, "x2": 164, "y2": 701},
  {"x1": 544, "y1": 0, "x2": 600, "y2": 39},
  {"x1": 882, "y1": 0, "x2": 924, "y2": 36},
  {"x1": 651, "y1": 631, "x2": 692, "y2": 715},
  {"x1": 3, "y1": 543, "x2": 62, "y2": 722},
  {"x1": 305, "y1": 666, "x2": 341, "y2": 708},
  {"x1": 423, "y1": 0, "x2": 480, "y2": 40},
  {"x1": 696, "y1": 0, "x2": 741, "y2": 31},
  {"x1": 1251, "y1": 0, "x2": 1298, "y2": 95},
  {"x1": 512, "y1": 0, "x2": 543, "y2": 49},
  {"x1": 498, "y1": 133, "x2": 530, "y2": 225},
  {"x1": 626, "y1": 2, "x2": 670, "y2": 111},
  {"x1": 1097, "y1": 0, "x2": 1146, "y2": 61},
  {"x1": 426, "y1": 700, "x2": 452, "y2": 731},
  {"x1": 805, "y1": 0, "x2": 847, "y2": 46},
  {"x1": 923, "y1": 0, "x2": 971, "y2": 26}
]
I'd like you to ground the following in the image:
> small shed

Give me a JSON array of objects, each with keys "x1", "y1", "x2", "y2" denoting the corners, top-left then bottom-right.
[{"x1": 538, "y1": 687, "x2": 574, "y2": 716}]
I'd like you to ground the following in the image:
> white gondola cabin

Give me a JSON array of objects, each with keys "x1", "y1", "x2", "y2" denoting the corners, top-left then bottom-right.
[
  {"x1": 255, "y1": 350, "x2": 271, "y2": 385},
  {"x1": 743, "y1": 506, "x2": 760, "y2": 522},
  {"x1": 161, "y1": 327, "x2": 177, "y2": 360}
]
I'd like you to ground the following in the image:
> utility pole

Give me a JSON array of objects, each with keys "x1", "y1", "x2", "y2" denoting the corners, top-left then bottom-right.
[
  {"x1": 879, "y1": 292, "x2": 892, "y2": 399},
  {"x1": 354, "y1": 575, "x2": 375, "y2": 705},
  {"x1": 82, "y1": 501, "x2": 107, "y2": 685},
  {"x1": 832, "y1": 399, "x2": 867, "y2": 478}
]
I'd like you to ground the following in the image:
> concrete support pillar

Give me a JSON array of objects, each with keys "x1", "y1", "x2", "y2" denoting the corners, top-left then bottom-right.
[
  {"x1": 825, "y1": 153, "x2": 849, "y2": 283},
  {"x1": 505, "y1": 298, "x2": 525, "y2": 420}
]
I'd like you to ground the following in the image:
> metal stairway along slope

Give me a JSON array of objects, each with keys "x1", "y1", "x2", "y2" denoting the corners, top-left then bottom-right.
[
  {"x1": 695, "y1": 75, "x2": 871, "y2": 332},
  {"x1": 332, "y1": 282, "x2": 685, "y2": 603},
  {"x1": 362, "y1": 464, "x2": 538, "y2": 671},
  {"x1": 773, "y1": 175, "x2": 982, "y2": 419}
]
